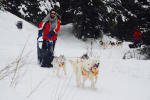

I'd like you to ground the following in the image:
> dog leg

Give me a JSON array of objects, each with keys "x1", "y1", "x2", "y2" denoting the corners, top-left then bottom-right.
[
  {"x1": 71, "y1": 62, "x2": 80, "y2": 87},
  {"x1": 74, "y1": 67, "x2": 80, "y2": 87},
  {"x1": 91, "y1": 77, "x2": 95, "y2": 89},
  {"x1": 63, "y1": 64, "x2": 67, "y2": 75},
  {"x1": 103, "y1": 42, "x2": 106, "y2": 49},
  {"x1": 82, "y1": 76, "x2": 87, "y2": 88},
  {"x1": 76, "y1": 72, "x2": 81, "y2": 87},
  {"x1": 82, "y1": 77, "x2": 85, "y2": 88},
  {"x1": 56, "y1": 67, "x2": 60, "y2": 77},
  {"x1": 95, "y1": 76, "x2": 98, "y2": 84},
  {"x1": 77, "y1": 76, "x2": 80, "y2": 87}
]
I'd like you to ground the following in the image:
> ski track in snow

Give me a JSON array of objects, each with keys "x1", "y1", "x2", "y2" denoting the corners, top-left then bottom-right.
[{"x1": 0, "y1": 11, "x2": 150, "y2": 100}]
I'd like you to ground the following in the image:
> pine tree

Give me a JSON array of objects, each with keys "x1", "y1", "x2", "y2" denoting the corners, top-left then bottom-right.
[
  {"x1": 122, "y1": 0, "x2": 150, "y2": 43},
  {"x1": 1, "y1": 0, "x2": 149, "y2": 44},
  {"x1": 1, "y1": 0, "x2": 53, "y2": 25},
  {"x1": 22, "y1": 0, "x2": 44, "y2": 25},
  {"x1": 2, "y1": 0, "x2": 21, "y2": 16},
  {"x1": 104, "y1": 0, "x2": 150, "y2": 42},
  {"x1": 0, "y1": 1, "x2": 2, "y2": 10},
  {"x1": 71, "y1": 0, "x2": 107, "y2": 39},
  {"x1": 57, "y1": 0, "x2": 74, "y2": 24}
]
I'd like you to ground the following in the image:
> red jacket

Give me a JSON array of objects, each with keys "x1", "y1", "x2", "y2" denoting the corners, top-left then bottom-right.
[
  {"x1": 39, "y1": 17, "x2": 60, "y2": 41},
  {"x1": 133, "y1": 30, "x2": 141, "y2": 41}
]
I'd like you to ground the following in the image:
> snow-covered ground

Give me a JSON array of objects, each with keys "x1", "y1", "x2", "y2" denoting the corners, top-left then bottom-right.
[{"x1": 0, "y1": 11, "x2": 150, "y2": 100}]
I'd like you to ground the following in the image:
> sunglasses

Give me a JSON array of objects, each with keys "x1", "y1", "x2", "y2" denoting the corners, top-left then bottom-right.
[{"x1": 51, "y1": 13, "x2": 56, "y2": 15}]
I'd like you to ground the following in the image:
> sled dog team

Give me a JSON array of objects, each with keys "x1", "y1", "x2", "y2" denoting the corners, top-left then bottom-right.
[
  {"x1": 52, "y1": 55, "x2": 67, "y2": 76},
  {"x1": 99, "y1": 40, "x2": 123, "y2": 49},
  {"x1": 52, "y1": 54, "x2": 100, "y2": 89}
]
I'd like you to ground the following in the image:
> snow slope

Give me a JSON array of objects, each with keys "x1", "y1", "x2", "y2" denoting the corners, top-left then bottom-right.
[{"x1": 0, "y1": 11, "x2": 150, "y2": 100}]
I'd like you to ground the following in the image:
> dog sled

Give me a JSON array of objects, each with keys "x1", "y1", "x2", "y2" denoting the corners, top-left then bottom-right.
[
  {"x1": 37, "y1": 37, "x2": 54, "y2": 67},
  {"x1": 129, "y1": 43, "x2": 142, "y2": 48}
]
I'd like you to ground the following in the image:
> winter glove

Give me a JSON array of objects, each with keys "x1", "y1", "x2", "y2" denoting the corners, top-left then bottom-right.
[
  {"x1": 48, "y1": 31, "x2": 56, "y2": 38},
  {"x1": 48, "y1": 33, "x2": 53, "y2": 38},
  {"x1": 50, "y1": 30, "x2": 56, "y2": 35}
]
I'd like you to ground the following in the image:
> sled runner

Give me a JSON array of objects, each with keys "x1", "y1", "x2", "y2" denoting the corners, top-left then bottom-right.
[{"x1": 37, "y1": 37, "x2": 54, "y2": 67}]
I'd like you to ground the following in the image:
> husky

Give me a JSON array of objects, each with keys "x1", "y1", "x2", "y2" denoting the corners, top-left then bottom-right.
[
  {"x1": 99, "y1": 40, "x2": 107, "y2": 49},
  {"x1": 81, "y1": 58, "x2": 99, "y2": 89},
  {"x1": 52, "y1": 55, "x2": 66, "y2": 76},
  {"x1": 116, "y1": 40, "x2": 123, "y2": 47},
  {"x1": 70, "y1": 57, "x2": 100, "y2": 89},
  {"x1": 109, "y1": 41, "x2": 116, "y2": 48}
]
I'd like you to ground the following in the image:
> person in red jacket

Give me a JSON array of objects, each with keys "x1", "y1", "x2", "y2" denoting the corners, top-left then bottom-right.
[
  {"x1": 133, "y1": 28, "x2": 142, "y2": 47},
  {"x1": 38, "y1": 9, "x2": 60, "y2": 50},
  {"x1": 38, "y1": 9, "x2": 60, "y2": 67}
]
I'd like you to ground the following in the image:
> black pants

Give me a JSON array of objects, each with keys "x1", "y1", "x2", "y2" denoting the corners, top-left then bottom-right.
[
  {"x1": 133, "y1": 40, "x2": 141, "y2": 48},
  {"x1": 41, "y1": 40, "x2": 56, "y2": 67},
  {"x1": 42, "y1": 40, "x2": 47, "y2": 49}
]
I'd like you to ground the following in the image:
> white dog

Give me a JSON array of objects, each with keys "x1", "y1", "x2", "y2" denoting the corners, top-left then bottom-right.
[
  {"x1": 52, "y1": 55, "x2": 66, "y2": 76},
  {"x1": 81, "y1": 58, "x2": 99, "y2": 89},
  {"x1": 70, "y1": 58, "x2": 100, "y2": 89}
]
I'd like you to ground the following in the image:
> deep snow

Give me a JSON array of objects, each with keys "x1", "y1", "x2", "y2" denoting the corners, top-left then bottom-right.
[{"x1": 0, "y1": 11, "x2": 150, "y2": 100}]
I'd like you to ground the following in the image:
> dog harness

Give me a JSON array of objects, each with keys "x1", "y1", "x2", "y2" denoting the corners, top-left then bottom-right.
[
  {"x1": 82, "y1": 67, "x2": 98, "y2": 77},
  {"x1": 82, "y1": 64, "x2": 98, "y2": 77},
  {"x1": 82, "y1": 68, "x2": 87, "y2": 76},
  {"x1": 91, "y1": 64, "x2": 99, "y2": 76},
  {"x1": 58, "y1": 62, "x2": 64, "y2": 68},
  {"x1": 92, "y1": 69, "x2": 98, "y2": 76}
]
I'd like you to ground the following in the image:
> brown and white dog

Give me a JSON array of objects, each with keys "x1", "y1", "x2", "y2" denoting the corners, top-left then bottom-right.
[
  {"x1": 99, "y1": 40, "x2": 107, "y2": 49},
  {"x1": 109, "y1": 41, "x2": 116, "y2": 48},
  {"x1": 81, "y1": 58, "x2": 99, "y2": 89},
  {"x1": 116, "y1": 40, "x2": 123, "y2": 47},
  {"x1": 52, "y1": 55, "x2": 66, "y2": 76}
]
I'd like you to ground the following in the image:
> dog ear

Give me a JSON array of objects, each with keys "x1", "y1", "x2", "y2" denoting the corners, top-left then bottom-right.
[{"x1": 97, "y1": 63, "x2": 100, "y2": 67}]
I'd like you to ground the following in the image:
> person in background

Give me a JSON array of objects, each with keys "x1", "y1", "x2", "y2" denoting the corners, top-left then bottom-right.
[{"x1": 133, "y1": 28, "x2": 142, "y2": 47}]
